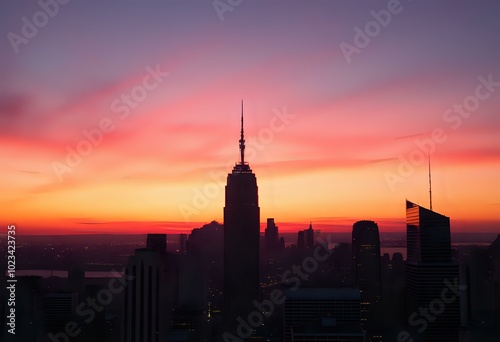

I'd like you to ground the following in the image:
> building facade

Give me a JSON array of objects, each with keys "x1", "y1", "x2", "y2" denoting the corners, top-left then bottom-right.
[
  {"x1": 223, "y1": 103, "x2": 261, "y2": 333},
  {"x1": 405, "y1": 200, "x2": 461, "y2": 342}
]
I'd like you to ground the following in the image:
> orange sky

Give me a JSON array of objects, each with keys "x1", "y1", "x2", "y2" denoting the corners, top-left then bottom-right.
[{"x1": 1, "y1": 1, "x2": 499, "y2": 235}]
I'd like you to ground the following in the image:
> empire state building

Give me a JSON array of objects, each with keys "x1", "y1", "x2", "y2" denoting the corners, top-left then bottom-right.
[{"x1": 223, "y1": 102, "x2": 260, "y2": 331}]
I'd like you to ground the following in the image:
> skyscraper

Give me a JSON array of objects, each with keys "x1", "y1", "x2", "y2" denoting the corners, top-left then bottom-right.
[
  {"x1": 352, "y1": 220, "x2": 381, "y2": 294},
  {"x1": 146, "y1": 234, "x2": 167, "y2": 256},
  {"x1": 265, "y1": 218, "x2": 279, "y2": 252},
  {"x1": 297, "y1": 223, "x2": 315, "y2": 251},
  {"x1": 352, "y1": 220, "x2": 382, "y2": 340},
  {"x1": 43, "y1": 293, "x2": 78, "y2": 334},
  {"x1": 405, "y1": 200, "x2": 461, "y2": 342},
  {"x1": 305, "y1": 222, "x2": 315, "y2": 249},
  {"x1": 283, "y1": 288, "x2": 364, "y2": 341},
  {"x1": 297, "y1": 230, "x2": 305, "y2": 251},
  {"x1": 223, "y1": 102, "x2": 260, "y2": 333},
  {"x1": 178, "y1": 233, "x2": 187, "y2": 255},
  {"x1": 123, "y1": 248, "x2": 167, "y2": 342}
]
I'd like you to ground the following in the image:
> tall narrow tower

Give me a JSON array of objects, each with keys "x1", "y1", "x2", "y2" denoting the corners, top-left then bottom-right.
[
  {"x1": 223, "y1": 102, "x2": 261, "y2": 333},
  {"x1": 405, "y1": 200, "x2": 460, "y2": 341},
  {"x1": 352, "y1": 220, "x2": 382, "y2": 340}
]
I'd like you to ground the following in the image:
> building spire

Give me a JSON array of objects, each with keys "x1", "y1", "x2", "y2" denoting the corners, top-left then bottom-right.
[
  {"x1": 428, "y1": 151, "x2": 433, "y2": 211},
  {"x1": 239, "y1": 100, "x2": 245, "y2": 165}
]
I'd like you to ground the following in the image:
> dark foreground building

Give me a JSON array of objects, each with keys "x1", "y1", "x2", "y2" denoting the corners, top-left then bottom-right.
[
  {"x1": 283, "y1": 288, "x2": 364, "y2": 341},
  {"x1": 405, "y1": 200, "x2": 461, "y2": 342},
  {"x1": 123, "y1": 235, "x2": 169, "y2": 342},
  {"x1": 352, "y1": 220, "x2": 382, "y2": 340},
  {"x1": 223, "y1": 103, "x2": 260, "y2": 334}
]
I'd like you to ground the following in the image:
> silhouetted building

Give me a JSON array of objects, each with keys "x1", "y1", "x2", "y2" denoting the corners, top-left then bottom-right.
[
  {"x1": 330, "y1": 243, "x2": 353, "y2": 287},
  {"x1": 352, "y1": 220, "x2": 381, "y2": 340},
  {"x1": 392, "y1": 252, "x2": 405, "y2": 275},
  {"x1": 223, "y1": 103, "x2": 260, "y2": 333},
  {"x1": 405, "y1": 200, "x2": 461, "y2": 342},
  {"x1": 352, "y1": 220, "x2": 381, "y2": 293},
  {"x1": 179, "y1": 233, "x2": 187, "y2": 255},
  {"x1": 297, "y1": 223, "x2": 315, "y2": 251},
  {"x1": 170, "y1": 307, "x2": 206, "y2": 341},
  {"x1": 489, "y1": 234, "x2": 500, "y2": 259},
  {"x1": 122, "y1": 248, "x2": 167, "y2": 342},
  {"x1": 187, "y1": 221, "x2": 224, "y2": 315},
  {"x1": 83, "y1": 284, "x2": 109, "y2": 342},
  {"x1": 465, "y1": 248, "x2": 493, "y2": 326},
  {"x1": 187, "y1": 221, "x2": 223, "y2": 258},
  {"x1": 8, "y1": 276, "x2": 43, "y2": 341},
  {"x1": 68, "y1": 263, "x2": 85, "y2": 293},
  {"x1": 283, "y1": 288, "x2": 364, "y2": 341},
  {"x1": 44, "y1": 292, "x2": 79, "y2": 338},
  {"x1": 146, "y1": 234, "x2": 167, "y2": 256},
  {"x1": 279, "y1": 237, "x2": 285, "y2": 250},
  {"x1": 462, "y1": 238, "x2": 500, "y2": 339},
  {"x1": 265, "y1": 218, "x2": 279, "y2": 251},
  {"x1": 297, "y1": 230, "x2": 305, "y2": 251},
  {"x1": 306, "y1": 223, "x2": 315, "y2": 249},
  {"x1": 177, "y1": 255, "x2": 207, "y2": 311}
]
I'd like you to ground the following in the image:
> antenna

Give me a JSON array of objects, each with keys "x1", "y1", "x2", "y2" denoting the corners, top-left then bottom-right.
[
  {"x1": 428, "y1": 151, "x2": 433, "y2": 211},
  {"x1": 239, "y1": 100, "x2": 245, "y2": 165}
]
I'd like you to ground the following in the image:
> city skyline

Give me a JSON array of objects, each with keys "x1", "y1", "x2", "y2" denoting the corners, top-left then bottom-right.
[
  {"x1": 2, "y1": 1, "x2": 500, "y2": 234},
  {"x1": 2, "y1": 2, "x2": 500, "y2": 341}
]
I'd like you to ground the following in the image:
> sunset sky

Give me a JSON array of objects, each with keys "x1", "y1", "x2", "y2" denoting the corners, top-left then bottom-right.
[{"x1": 1, "y1": 0, "x2": 499, "y2": 234}]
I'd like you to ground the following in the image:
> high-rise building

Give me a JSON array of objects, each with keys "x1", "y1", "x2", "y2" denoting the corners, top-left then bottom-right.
[
  {"x1": 186, "y1": 221, "x2": 224, "y2": 315},
  {"x1": 283, "y1": 288, "x2": 364, "y2": 341},
  {"x1": 223, "y1": 102, "x2": 260, "y2": 333},
  {"x1": 352, "y1": 220, "x2": 381, "y2": 340},
  {"x1": 122, "y1": 248, "x2": 167, "y2": 342},
  {"x1": 407, "y1": 201, "x2": 451, "y2": 264},
  {"x1": 178, "y1": 233, "x2": 187, "y2": 255},
  {"x1": 9, "y1": 276, "x2": 43, "y2": 341},
  {"x1": 297, "y1": 224, "x2": 315, "y2": 251},
  {"x1": 265, "y1": 218, "x2": 279, "y2": 251},
  {"x1": 297, "y1": 230, "x2": 305, "y2": 251},
  {"x1": 305, "y1": 223, "x2": 315, "y2": 249},
  {"x1": 146, "y1": 234, "x2": 167, "y2": 256},
  {"x1": 43, "y1": 293, "x2": 78, "y2": 333},
  {"x1": 405, "y1": 200, "x2": 461, "y2": 342}
]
